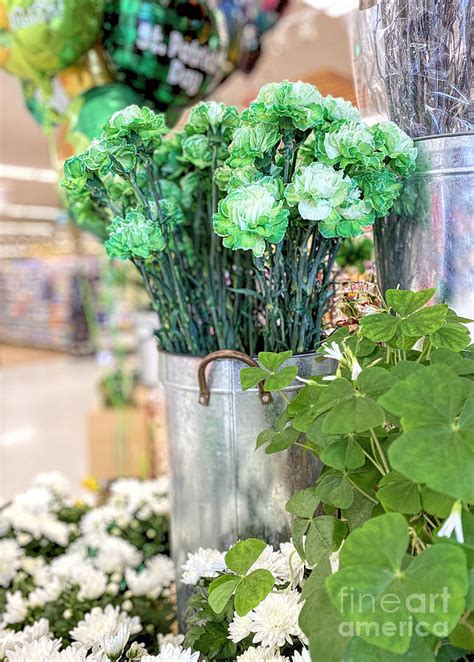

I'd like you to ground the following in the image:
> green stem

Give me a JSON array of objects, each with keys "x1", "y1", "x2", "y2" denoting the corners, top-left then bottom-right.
[
  {"x1": 370, "y1": 429, "x2": 390, "y2": 474},
  {"x1": 346, "y1": 475, "x2": 378, "y2": 504}
]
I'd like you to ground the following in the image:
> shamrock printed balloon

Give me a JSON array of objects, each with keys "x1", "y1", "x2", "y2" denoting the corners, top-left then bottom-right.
[
  {"x1": 102, "y1": 0, "x2": 227, "y2": 122},
  {"x1": 4, "y1": 0, "x2": 105, "y2": 75}
]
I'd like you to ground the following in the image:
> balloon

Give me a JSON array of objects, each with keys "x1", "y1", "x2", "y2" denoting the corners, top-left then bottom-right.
[
  {"x1": 4, "y1": 0, "x2": 105, "y2": 75},
  {"x1": 102, "y1": 0, "x2": 227, "y2": 119},
  {"x1": 68, "y1": 82, "x2": 145, "y2": 143},
  {"x1": 0, "y1": 0, "x2": 40, "y2": 79},
  {"x1": 21, "y1": 45, "x2": 115, "y2": 129}
]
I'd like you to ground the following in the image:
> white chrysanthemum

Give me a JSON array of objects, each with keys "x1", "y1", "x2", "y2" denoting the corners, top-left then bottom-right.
[
  {"x1": 93, "y1": 536, "x2": 142, "y2": 574},
  {"x1": 279, "y1": 542, "x2": 306, "y2": 587},
  {"x1": 249, "y1": 590, "x2": 305, "y2": 648},
  {"x1": 102, "y1": 623, "x2": 130, "y2": 659},
  {"x1": 0, "y1": 621, "x2": 50, "y2": 659},
  {"x1": 2, "y1": 591, "x2": 28, "y2": 625},
  {"x1": 6, "y1": 636, "x2": 62, "y2": 662},
  {"x1": 12, "y1": 487, "x2": 57, "y2": 514},
  {"x1": 80, "y1": 506, "x2": 118, "y2": 543},
  {"x1": 50, "y1": 646, "x2": 91, "y2": 661},
  {"x1": 247, "y1": 545, "x2": 291, "y2": 586},
  {"x1": 181, "y1": 548, "x2": 226, "y2": 585},
  {"x1": 125, "y1": 555, "x2": 173, "y2": 600},
  {"x1": 236, "y1": 647, "x2": 288, "y2": 661},
  {"x1": 292, "y1": 648, "x2": 311, "y2": 661},
  {"x1": 28, "y1": 577, "x2": 62, "y2": 607},
  {"x1": 71, "y1": 565, "x2": 108, "y2": 601},
  {"x1": 142, "y1": 643, "x2": 199, "y2": 661},
  {"x1": 0, "y1": 540, "x2": 23, "y2": 588},
  {"x1": 228, "y1": 613, "x2": 253, "y2": 643},
  {"x1": 157, "y1": 633, "x2": 184, "y2": 648},
  {"x1": 70, "y1": 605, "x2": 141, "y2": 650},
  {"x1": 32, "y1": 472, "x2": 71, "y2": 498},
  {"x1": 20, "y1": 556, "x2": 46, "y2": 582}
]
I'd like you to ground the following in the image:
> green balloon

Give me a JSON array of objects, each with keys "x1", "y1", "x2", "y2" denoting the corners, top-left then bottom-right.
[
  {"x1": 5, "y1": 0, "x2": 105, "y2": 74},
  {"x1": 69, "y1": 83, "x2": 145, "y2": 142}
]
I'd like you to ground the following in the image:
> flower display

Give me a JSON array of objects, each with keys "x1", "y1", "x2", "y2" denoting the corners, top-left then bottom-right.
[
  {"x1": 213, "y1": 180, "x2": 289, "y2": 257},
  {"x1": 64, "y1": 81, "x2": 415, "y2": 355},
  {"x1": 105, "y1": 213, "x2": 165, "y2": 261}
]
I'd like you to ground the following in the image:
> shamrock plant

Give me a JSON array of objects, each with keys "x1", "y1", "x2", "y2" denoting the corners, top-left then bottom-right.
[
  {"x1": 232, "y1": 288, "x2": 473, "y2": 660},
  {"x1": 64, "y1": 83, "x2": 415, "y2": 355}
]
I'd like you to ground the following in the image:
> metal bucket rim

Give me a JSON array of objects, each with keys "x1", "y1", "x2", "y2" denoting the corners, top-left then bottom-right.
[
  {"x1": 157, "y1": 348, "x2": 318, "y2": 361},
  {"x1": 413, "y1": 131, "x2": 474, "y2": 143}
]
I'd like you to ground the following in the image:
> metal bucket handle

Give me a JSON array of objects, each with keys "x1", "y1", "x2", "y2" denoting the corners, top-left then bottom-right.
[{"x1": 198, "y1": 349, "x2": 273, "y2": 406}]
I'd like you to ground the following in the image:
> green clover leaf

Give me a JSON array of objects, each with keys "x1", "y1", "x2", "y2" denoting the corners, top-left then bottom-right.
[
  {"x1": 326, "y1": 513, "x2": 468, "y2": 654},
  {"x1": 380, "y1": 364, "x2": 474, "y2": 503}
]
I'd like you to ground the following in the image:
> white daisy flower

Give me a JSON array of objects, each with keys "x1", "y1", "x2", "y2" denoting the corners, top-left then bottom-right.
[
  {"x1": 437, "y1": 500, "x2": 464, "y2": 544},
  {"x1": 292, "y1": 648, "x2": 311, "y2": 661},
  {"x1": 181, "y1": 548, "x2": 226, "y2": 585},
  {"x1": 2, "y1": 591, "x2": 28, "y2": 625},
  {"x1": 93, "y1": 537, "x2": 142, "y2": 575},
  {"x1": 249, "y1": 590, "x2": 305, "y2": 649},
  {"x1": 102, "y1": 623, "x2": 130, "y2": 660},
  {"x1": 6, "y1": 636, "x2": 62, "y2": 662},
  {"x1": 236, "y1": 647, "x2": 288, "y2": 661},
  {"x1": 228, "y1": 613, "x2": 253, "y2": 643},
  {"x1": 70, "y1": 605, "x2": 141, "y2": 651},
  {"x1": 0, "y1": 540, "x2": 23, "y2": 588},
  {"x1": 142, "y1": 643, "x2": 200, "y2": 661}
]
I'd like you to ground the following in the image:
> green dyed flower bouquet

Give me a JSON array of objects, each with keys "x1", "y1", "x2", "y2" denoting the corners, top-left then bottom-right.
[{"x1": 63, "y1": 82, "x2": 416, "y2": 356}]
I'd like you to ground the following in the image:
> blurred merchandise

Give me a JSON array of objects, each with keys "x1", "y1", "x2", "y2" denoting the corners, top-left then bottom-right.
[
  {"x1": 99, "y1": 367, "x2": 137, "y2": 408},
  {"x1": 336, "y1": 235, "x2": 374, "y2": 274}
]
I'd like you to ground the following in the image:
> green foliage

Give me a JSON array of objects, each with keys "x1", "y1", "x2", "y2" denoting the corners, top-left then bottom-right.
[{"x1": 248, "y1": 288, "x2": 474, "y2": 660}]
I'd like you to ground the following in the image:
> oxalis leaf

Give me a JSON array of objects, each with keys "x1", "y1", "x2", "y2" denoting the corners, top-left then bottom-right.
[
  {"x1": 240, "y1": 367, "x2": 269, "y2": 390},
  {"x1": 380, "y1": 364, "x2": 474, "y2": 503},
  {"x1": 386, "y1": 288, "x2": 435, "y2": 317},
  {"x1": 234, "y1": 569, "x2": 275, "y2": 616},
  {"x1": 315, "y1": 469, "x2": 354, "y2": 509},
  {"x1": 377, "y1": 472, "x2": 422, "y2": 515},
  {"x1": 208, "y1": 575, "x2": 242, "y2": 613},
  {"x1": 258, "y1": 350, "x2": 293, "y2": 372},
  {"x1": 326, "y1": 513, "x2": 468, "y2": 654},
  {"x1": 225, "y1": 538, "x2": 267, "y2": 574},
  {"x1": 305, "y1": 515, "x2": 348, "y2": 565},
  {"x1": 264, "y1": 365, "x2": 298, "y2": 391}
]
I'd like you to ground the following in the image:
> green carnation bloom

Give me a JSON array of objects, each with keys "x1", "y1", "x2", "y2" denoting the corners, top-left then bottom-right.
[
  {"x1": 213, "y1": 181, "x2": 289, "y2": 257},
  {"x1": 323, "y1": 95, "x2": 361, "y2": 124},
  {"x1": 215, "y1": 164, "x2": 264, "y2": 192},
  {"x1": 185, "y1": 101, "x2": 239, "y2": 138},
  {"x1": 319, "y1": 189, "x2": 374, "y2": 238},
  {"x1": 285, "y1": 163, "x2": 351, "y2": 221},
  {"x1": 103, "y1": 105, "x2": 168, "y2": 149},
  {"x1": 228, "y1": 124, "x2": 280, "y2": 167},
  {"x1": 153, "y1": 133, "x2": 184, "y2": 178},
  {"x1": 62, "y1": 154, "x2": 88, "y2": 191},
  {"x1": 81, "y1": 139, "x2": 112, "y2": 176},
  {"x1": 181, "y1": 134, "x2": 213, "y2": 169},
  {"x1": 105, "y1": 211, "x2": 165, "y2": 260},
  {"x1": 372, "y1": 121, "x2": 417, "y2": 176},
  {"x1": 323, "y1": 122, "x2": 380, "y2": 168},
  {"x1": 355, "y1": 170, "x2": 402, "y2": 217},
  {"x1": 180, "y1": 172, "x2": 201, "y2": 208},
  {"x1": 245, "y1": 80, "x2": 324, "y2": 131}
]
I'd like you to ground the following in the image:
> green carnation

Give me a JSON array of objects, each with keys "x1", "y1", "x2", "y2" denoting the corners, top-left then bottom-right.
[
  {"x1": 185, "y1": 101, "x2": 239, "y2": 138},
  {"x1": 81, "y1": 139, "x2": 112, "y2": 176},
  {"x1": 245, "y1": 81, "x2": 324, "y2": 131},
  {"x1": 372, "y1": 121, "x2": 417, "y2": 176},
  {"x1": 105, "y1": 211, "x2": 165, "y2": 260},
  {"x1": 355, "y1": 170, "x2": 402, "y2": 216},
  {"x1": 323, "y1": 122, "x2": 380, "y2": 168},
  {"x1": 228, "y1": 124, "x2": 280, "y2": 167},
  {"x1": 181, "y1": 134, "x2": 213, "y2": 169},
  {"x1": 103, "y1": 105, "x2": 168, "y2": 149},
  {"x1": 215, "y1": 164, "x2": 264, "y2": 192},
  {"x1": 323, "y1": 95, "x2": 361, "y2": 124},
  {"x1": 153, "y1": 133, "x2": 183, "y2": 178},
  {"x1": 213, "y1": 180, "x2": 289, "y2": 257},
  {"x1": 62, "y1": 154, "x2": 88, "y2": 191},
  {"x1": 285, "y1": 163, "x2": 351, "y2": 221},
  {"x1": 319, "y1": 189, "x2": 374, "y2": 238}
]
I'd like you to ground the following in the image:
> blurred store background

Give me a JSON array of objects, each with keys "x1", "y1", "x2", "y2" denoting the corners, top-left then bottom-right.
[{"x1": 0, "y1": 0, "x2": 367, "y2": 499}]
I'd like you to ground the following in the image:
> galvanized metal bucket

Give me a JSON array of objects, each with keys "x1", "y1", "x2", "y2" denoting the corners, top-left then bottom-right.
[
  {"x1": 375, "y1": 133, "x2": 474, "y2": 327},
  {"x1": 158, "y1": 350, "x2": 334, "y2": 620}
]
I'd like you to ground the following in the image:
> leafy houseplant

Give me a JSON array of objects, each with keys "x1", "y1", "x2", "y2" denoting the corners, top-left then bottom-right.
[
  {"x1": 63, "y1": 82, "x2": 416, "y2": 356},
  {"x1": 189, "y1": 289, "x2": 473, "y2": 660}
]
